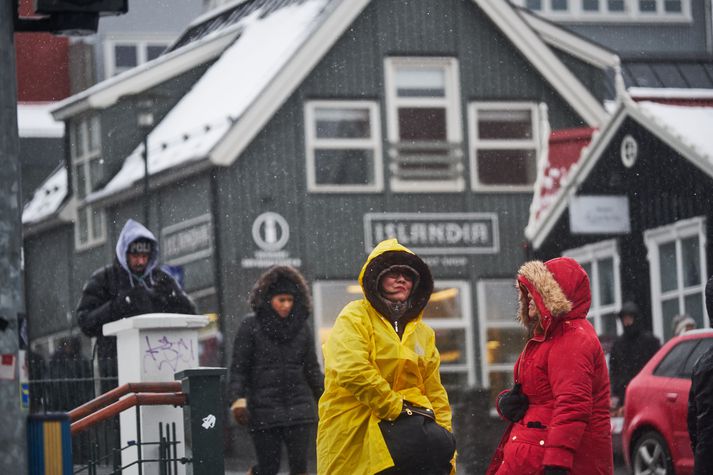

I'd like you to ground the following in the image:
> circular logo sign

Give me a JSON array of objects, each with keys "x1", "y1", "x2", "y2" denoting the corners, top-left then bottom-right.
[
  {"x1": 620, "y1": 135, "x2": 638, "y2": 168},
  {"x1": 252, "y1": 212, "x2": 289, "y2": 252}
]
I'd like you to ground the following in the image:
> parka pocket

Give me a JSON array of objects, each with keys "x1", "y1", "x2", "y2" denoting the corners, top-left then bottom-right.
[{"x1": 499, "y1": 427, "x2": 547, "y2": 475}]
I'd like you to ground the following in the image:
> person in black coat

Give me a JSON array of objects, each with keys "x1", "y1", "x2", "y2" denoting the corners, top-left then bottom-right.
[
  {"x1": 688, "y1": 275, "x2": 713, "y2": 475},
  {"x1": 76, "y1": 219, "x2": 197, "y2": 387},
  {"x1": 609, "y1": 301, "x2": 661, "y2": 414},
  {"x1": 229, "y1": 265, "x2": 324, "y2": 475}
]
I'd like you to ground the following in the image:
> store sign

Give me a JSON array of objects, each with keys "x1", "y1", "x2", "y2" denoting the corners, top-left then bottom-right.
[
  {"x1": 364, "y1": 213, "x2": 499, "y2": 254},
  {"x1": 569, "y1": 195, "x2": 630, "y2": 234},
  {"x1": 241, "y1": 212, "x2": 302, "y2": 268},
  {"x1": 161, "y1": 214, "x2": 213, "y2": 266}
]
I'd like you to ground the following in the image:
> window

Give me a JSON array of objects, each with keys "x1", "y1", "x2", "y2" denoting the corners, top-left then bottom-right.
[
  {"x1": 645, "y1": 217, "x2": 708, "y2": 341},
  {"x1": 564, "y1": 240, "x2": 622, "y2": 338},
  {"x1": 653, "y1": 339, "x2": 696, "y2": 378},
  {"x1": 71, "y1": 115, "x2": 106, "y2": 250},
  {"x1": 478, "y1": 280, "x2": 524, "y2": 409},
  {"x1": 681, "y1": 338, "x2": 713, "y2": 378},
  {"x1": 512, "y1": 0, "x2": 690, "y2": 20},
  {"x1": 384, "y1": 57, "x2": 464, "y2": 192},
  {"x1": 469, "y1": 102, "x2": 544, "y2": 191},
  {"x1": 304, "y1": 101, "x2": 383, "y2": 192},
  {"x1": 105, "y1": 37, "x2": 172, "y2": 77},
  {"x1": 312, "y1": 280, "x2": 474, "y2": 387}
]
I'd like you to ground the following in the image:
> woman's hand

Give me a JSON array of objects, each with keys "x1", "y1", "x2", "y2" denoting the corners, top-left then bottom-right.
[{"x1": 231, "y1": 398, "x2": 249, "y2": 425}]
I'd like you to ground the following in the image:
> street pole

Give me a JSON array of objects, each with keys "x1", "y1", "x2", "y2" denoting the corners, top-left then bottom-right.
[
  {"x1": 0, "y1": 0, "x2": 28, "y2": 472},
  {"x1": 143, "y1": 135, "x2": 149, "y2": 225}
]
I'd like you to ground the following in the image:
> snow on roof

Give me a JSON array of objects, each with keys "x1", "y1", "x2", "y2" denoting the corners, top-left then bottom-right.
[
  {"x1": 17, "y1": 103, "x2": 64, "y2": 138},
  {"x1": 22, "y1": 165, "x2": 67, "y2": 224},
  {"x1": 89, "y1": 0, "x2": 330, "y2": 202},
  {"x1": 526, "y1": 127, "x2": 595, "y2": 237},
  {"x1": 629, "y1": 87, "x2": 713, "y2": 100},
  {"x1": 636, "y1": 101, "x2": 713, "y2": 162}
]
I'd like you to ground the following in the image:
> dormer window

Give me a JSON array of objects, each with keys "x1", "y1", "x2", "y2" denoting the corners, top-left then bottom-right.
[{"x1": 516, "y1": 0, "x2": 690, "y2": 20}]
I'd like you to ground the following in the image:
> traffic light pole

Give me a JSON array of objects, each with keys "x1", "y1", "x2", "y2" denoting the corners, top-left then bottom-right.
[{"x1": 0, "y1": 1, "x2": 28, "y2": 473}]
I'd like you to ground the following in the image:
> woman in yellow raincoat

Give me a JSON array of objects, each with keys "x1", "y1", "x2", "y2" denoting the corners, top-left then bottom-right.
[{"x1": 317, "y1": 239, "x2": 455, "y2": 474}]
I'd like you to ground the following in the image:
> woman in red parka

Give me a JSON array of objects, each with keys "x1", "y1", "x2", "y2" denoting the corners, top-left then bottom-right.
[{"x1": 487, "y1": 257, "x2": 613, "y2": 475}]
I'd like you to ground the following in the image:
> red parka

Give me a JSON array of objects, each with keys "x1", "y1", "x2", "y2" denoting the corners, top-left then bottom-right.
[{"x1": 487, "y1": 257, "x2": 613, "y2": 475}]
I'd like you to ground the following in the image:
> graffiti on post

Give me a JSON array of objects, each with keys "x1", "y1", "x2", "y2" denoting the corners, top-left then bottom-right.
[{"x1": 143, "y1": 335, "x2": 195, "y2": 373}]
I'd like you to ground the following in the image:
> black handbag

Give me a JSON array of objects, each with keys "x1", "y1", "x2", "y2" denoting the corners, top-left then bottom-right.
[{"x1": 378, "y1": 401, "x2": 456, "y2": 474}]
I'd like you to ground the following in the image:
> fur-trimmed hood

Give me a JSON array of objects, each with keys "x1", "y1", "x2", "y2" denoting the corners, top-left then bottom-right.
[
  {"x1": 359, "y1": 239, "x2": 434, "y2": 323},
  {"x1": 517, "y1": 257, "x2": 591, "y2": 334},
  {"x1": 249, "y1": 265, "x2": 312, "y2": 316}
]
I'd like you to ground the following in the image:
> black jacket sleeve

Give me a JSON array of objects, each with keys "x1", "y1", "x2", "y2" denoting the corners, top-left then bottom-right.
[
  {"x1": 152, "y1": 271, "x2": 198, "y2": 315},
  {"x1": 302, "y1": 326, "x2": 324, "y2": 401},
  {"x1": 689, "y1": 350, "x2": 713, "y2": 475},
  {"x1": 76, "y1": 267, "x2": 116, "y2": 338},
  {"x1": 688, "y1": 378, "x2": 698, "y2": 451},
  {"x1": 229, "y1": 317, "x2": 255, "y2": 402},
  {"x1": 609, "y1": 341, "x2": 624, "y2": 402}
]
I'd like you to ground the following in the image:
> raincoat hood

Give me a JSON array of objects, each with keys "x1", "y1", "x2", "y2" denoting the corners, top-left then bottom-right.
[
  {"x1": 517, "y1": 257, "x2": 591, "y2": 335},
  {"x1": 115, "y1": 219, "x2": 159, "y2": 280},
  {"x1": 359, "y1": 239, "x2": 434, "y2": 322}
]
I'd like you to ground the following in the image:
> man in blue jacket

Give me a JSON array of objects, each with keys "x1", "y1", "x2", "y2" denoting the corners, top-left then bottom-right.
[{"x1": 76, "y1": 219, "x2": 196, "y2": 388}]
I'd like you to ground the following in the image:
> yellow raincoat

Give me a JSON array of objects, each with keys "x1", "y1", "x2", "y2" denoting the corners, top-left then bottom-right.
[{"x1": 317, "y1": 239, "x2": 454, "y2": 474}]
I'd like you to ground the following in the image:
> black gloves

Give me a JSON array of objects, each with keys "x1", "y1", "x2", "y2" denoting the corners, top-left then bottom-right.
[
  {"x1": 497, "y1": 383, "x2": 529, "y2": 422},
  {"x1": 544, "y1": 467, "x2": 568, "y2": 475},
  {"x1": 111, "y1": 286, "x2": 154, "y2": 318}
]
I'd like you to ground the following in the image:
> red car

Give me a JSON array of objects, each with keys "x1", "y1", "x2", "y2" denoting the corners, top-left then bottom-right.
[{"x1": 623, "y1": 329, "x2": 713, "y2": 474}]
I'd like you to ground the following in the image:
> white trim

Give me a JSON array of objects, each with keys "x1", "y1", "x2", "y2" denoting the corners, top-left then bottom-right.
[
  {"x1": 103, "y1": 34, "x2": 174, "y2": 78},
  {"x1": 644, "y1": 216, "x2": 708, "y2": 339},
  {"x1": 475, "y1": 0, "x2": 608, "y2": 127},
  {"x1": 384, "y1": 57, "x2": 464, "y2": 193},
  {"x1": 468, "y1": 101, "x2": 541, "y2": 192},
  {"x1": 210, "y1": 0, "x2": 371, "y2": 166},
  {"x1": 563, "y1": 239, "x2": 623, "y2": 335},
  {"x1": 304, "y1": 100, "x2": 384, "y2": 192},
  {"x1": 477, "y1": 279, "x2": 520, "y2": 390},
  {"x1": 520, "y1": 9, "x2": 621, "y2": 69},
  {"x1": 513, "y1": 0, "x2": 692, "y2": 22},
  {"x1": 51, "y1": 28, "x2": 240, "y2": 120},
  {"x1": 527, "y1": 99, "x2": 713, "y2": 250}
]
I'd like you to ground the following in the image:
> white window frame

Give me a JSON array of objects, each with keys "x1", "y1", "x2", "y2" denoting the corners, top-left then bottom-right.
[
  {"x1": 645, "y1": 216, "x2": 708, "y2": 339},
  {"x1": 104, "y1": 34, "x2": 173, "y2": 77},
  {"x1": 304, "y1": 100, "x2": 384, "y2": 193},
  {"x1": 512, "y1": 0, "x2": 692, "y2": 22},
  {"x1": 564, "y1": 239, "x2": 623, "y2": 335},
  {"x1": 384, "y1": 57, "x2": 464, "y2": 193},
  {"x1": 468, "y1": 102, "x2": 544, "y2": 192},
  {"x1": 477, "y1": 279, "x2": 520, "y2": 392},
  {"x1": 71, "y1": 115, "x2": 106, "y2": 251},
  {"x1": 312, "y1": 280, "x2": 475, "y2": 385}
]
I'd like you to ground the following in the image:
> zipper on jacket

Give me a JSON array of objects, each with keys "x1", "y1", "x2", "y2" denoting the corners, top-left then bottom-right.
[{"x1": 394, "y1": 320, "x2": 399, "y2": 334}]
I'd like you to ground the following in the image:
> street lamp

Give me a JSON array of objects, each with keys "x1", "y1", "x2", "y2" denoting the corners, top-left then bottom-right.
[{"x1": 136, "y1": 98, "x2": 154, "y2": 225}]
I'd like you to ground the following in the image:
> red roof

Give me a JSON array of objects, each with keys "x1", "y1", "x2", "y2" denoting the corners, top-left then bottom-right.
[{"x1": 531, "y1": 127, "x2": 595, "y2": 224}]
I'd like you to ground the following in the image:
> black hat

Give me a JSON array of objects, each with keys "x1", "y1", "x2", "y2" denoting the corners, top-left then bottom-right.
[
  {"x1": 266, "y1": 277, "x2": 299, "y2": 298},
  {"x1": 619, "y1": 301, "x2": 640, "y2": 320},
  {"x1": 128, "y1": 238, "x2": 153, "y2": 254}
]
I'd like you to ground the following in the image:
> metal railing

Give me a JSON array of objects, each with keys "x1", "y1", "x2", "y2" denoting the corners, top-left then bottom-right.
[{"x1": 388, "y1": 141, "x2": 464, "y2": 181}]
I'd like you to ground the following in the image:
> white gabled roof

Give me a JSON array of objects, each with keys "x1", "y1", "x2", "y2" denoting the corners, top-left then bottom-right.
[
  {"x1": 88, "y1": 0, "x2": 336, "y2": 204},
  {"x1": 518, "y1": 8, "x2": 620, "y2": 70},
  {"x1": 86, "y1": 0, "x2": 609, "y2": 205},
  {"x1": 50, "y1": 24, "x2": 240, "y2": 120},
  {"x1": 22, "y1": 165, "x2": 67, "y2": 225},
  {"x1": 526, "y1": 98, "x2": 713, "y2": 250}
]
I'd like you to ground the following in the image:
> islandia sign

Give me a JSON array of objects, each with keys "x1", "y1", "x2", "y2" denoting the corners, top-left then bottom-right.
[{"x1": 364, "y1": 213, "x2": 499, "y2": 255}]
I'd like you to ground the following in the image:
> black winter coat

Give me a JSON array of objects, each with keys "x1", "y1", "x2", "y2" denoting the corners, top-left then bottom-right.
[
  {"x1": 229, "y1": 314, "x2": 323, "y2": 430},
  {"x1": 609, "y1": 330, "x2": 660, "y2": 404},
  {"x1": 76, "y1": 262, "x2": 197, "y2": 361},
  {"x1": 688, "y1": 345, "x2": 713, "y2": 475}
]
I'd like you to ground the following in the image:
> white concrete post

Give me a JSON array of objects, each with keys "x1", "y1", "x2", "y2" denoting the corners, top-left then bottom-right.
[{"x1": 103, "y1": 313, "x2": 208, "y2": 475}]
